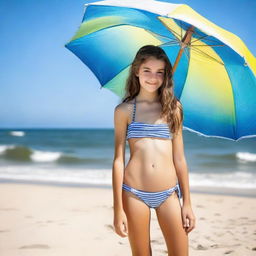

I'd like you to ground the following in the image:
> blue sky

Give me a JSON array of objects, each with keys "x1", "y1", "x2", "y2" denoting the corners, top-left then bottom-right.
[{"x1": 1, "y1": 0, "x2": 255, "y2": 128}]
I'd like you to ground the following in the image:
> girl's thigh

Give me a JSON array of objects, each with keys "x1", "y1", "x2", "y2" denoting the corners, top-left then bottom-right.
[
  {"x1": 155, "y1": 191, "x2": 188, "y2": 256},
  {"x1": 122, "y1": 190, "x2": 152, "y2": 256}
]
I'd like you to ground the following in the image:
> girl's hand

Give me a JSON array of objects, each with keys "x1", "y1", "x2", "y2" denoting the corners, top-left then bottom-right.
[
  {"x1": 181, "y1": 204, "x2": 196, "y2": 233},
  {"x1": 113, "y1": 209, "x2": 128, "y2": 237}
]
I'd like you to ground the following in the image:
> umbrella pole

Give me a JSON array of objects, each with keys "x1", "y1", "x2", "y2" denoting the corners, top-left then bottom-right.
[{"x1": 172, "y1": 26, "x2": 194, "y2": 75}]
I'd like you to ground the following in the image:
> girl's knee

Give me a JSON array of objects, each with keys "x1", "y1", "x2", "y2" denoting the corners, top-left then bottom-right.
[{"x1": 130, "y1": 243, "x2": 152, "y2": 256}]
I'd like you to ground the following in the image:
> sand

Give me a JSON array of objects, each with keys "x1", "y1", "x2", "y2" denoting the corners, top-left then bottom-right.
[{"x1": 0, "y1": 182, "x2": 255, "y2": 256}]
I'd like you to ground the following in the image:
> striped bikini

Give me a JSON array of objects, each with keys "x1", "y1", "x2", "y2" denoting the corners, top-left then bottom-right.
[
  {"x1": 123, "y1": 97, "x2": 182, "y2": 209},
  {"x1": 126, "y1": 97, "x2": 172, "y2": 140},
  {"x1": 122, "y1": 183, "x2": 182, "y2": 209}
]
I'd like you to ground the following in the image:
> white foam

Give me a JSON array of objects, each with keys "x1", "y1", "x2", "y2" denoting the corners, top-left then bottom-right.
[
  {"x1": 0, "y1": 166, "x2": 255, "y2": 189},
  {"x1": 189, "y1": 172, "x2": 256, "y2": 189},
  {"x1": 9, "y1": 131, "x2": 25, "y2": 137},
  {"x1": 236, "y1": 152, "x2": 256, "y2": 162},
  {"x1": 0, "y1": 166, "x2": 112, "y2": 185},
  {"x1": 30, "y1": 150, "x2": 62, "y2": 162}
]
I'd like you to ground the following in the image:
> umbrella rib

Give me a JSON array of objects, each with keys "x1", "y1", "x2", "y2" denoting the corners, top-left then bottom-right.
[
  {"x1": 167, "y1": 27, "x2": 182, "y2": 41},
  {"x1": 194, "y1": 37, "x2": 225, "y2": 45},
  {"x1": 190, "y1": 46, "x2": 224, "y2": 65},
  {"x1": 160, "y1": 40, "x2": 180, "y2": 46},
  {"x1": 191, "y1": 34, "x2": 226, "y2": 46},
  {"x1": 183, "y1": 47, "x2": 190, "y2": 62},
  {"x1": 146, "y1": 29, "x2": 180, "y2": 44},
  {"x1": 190, "y1": 29, "x2": 205, "y2": 37},
  {"x1": 192, "y1": 44, "x2": 225, "y2": 47},
  {"x1": 191, "y1": 46, "x2": 223, "y2": 64},
  {"x1": 158, "y1": 19, "x2": 182, "y2": 41},
  {"x1": 191, "y1": 35, "x2": 209, "y2": 43},
  {"x1": 179, "y1": 20, "x2": 183, "y2": 39}
]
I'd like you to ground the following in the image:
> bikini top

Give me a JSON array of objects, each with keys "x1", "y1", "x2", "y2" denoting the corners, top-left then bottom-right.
[{"x1": 126, "y1": 97, "x2": 173, "y2": 140}]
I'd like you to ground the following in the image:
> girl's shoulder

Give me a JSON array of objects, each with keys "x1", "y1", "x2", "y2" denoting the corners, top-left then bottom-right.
[
  {"x1": 115, "y1": 99, "x2": 134, "y2": 114},
  {"x1": 114, "y1": 101, "x2": 134, "y2": 127}
]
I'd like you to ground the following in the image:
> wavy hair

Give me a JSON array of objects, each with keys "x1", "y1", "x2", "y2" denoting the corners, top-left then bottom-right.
[{"x1": 122, "y1": 45, "x2": 183, "y2": 134}]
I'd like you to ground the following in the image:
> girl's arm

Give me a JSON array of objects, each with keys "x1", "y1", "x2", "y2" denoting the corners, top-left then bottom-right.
[
  {"x1": 172, "y1": 125, "x2": 191, "y2": 206},
  {"x1": 112, "y1": 104, "x2": 128, "y2": 237},
  {"x1": 172, "y1": 103, "x2": 196, "y2": 233}
]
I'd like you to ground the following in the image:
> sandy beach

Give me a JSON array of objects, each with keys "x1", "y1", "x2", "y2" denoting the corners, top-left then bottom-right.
[{"x1": 0, "y1": 182, "x2": 255, "y2": 256}]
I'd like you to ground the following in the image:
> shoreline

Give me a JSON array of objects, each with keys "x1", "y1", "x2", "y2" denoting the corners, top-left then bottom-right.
[{"x1": 0, "y1": 178, "x2": 255, "y2": 198}]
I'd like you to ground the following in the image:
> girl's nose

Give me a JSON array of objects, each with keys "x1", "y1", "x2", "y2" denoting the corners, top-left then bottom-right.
[
  {"x1": 149, "y1": 73, "x2": 159, "y2": 83},
  {"x1": 148, "y1": 72, "x2": 158, "y2": 81}
]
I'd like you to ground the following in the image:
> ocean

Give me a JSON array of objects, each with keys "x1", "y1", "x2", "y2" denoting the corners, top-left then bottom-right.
[{"x1": 0, "y1": 128, "x2": 255, "y2": 196}]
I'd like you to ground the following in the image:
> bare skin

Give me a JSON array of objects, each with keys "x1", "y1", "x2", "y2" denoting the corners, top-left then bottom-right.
[{"x1": 112, "y1": 57, "x2": 195, "y2": 256}]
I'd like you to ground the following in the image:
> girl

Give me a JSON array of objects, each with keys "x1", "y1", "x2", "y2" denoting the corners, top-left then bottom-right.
[{"x1": 112, "y1": 45, "x2": 195, "y2": 256}]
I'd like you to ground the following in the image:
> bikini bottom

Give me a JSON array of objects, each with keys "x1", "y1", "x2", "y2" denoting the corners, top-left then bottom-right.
[{"x1": 122, "y1": 183, "x2": 182, "y2": 209}]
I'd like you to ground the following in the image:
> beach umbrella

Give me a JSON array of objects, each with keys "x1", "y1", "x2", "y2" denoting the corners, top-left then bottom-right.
[{"x1": 65, "y1": 0, "x2": 256, "y2": 141}]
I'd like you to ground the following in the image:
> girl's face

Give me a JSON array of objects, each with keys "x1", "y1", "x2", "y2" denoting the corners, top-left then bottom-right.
[{"x1": 136, "y1": 57, "x2": 165, "y2": 93}]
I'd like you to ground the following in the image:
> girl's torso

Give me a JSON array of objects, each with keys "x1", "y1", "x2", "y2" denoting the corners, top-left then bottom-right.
[{"x1": 124, "y1": 97, "x2": 178, "y2": 191}]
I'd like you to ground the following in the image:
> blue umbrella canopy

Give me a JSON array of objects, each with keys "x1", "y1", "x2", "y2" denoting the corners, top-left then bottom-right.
[{"x1": 65, "y1": 0, "x2": 256, "y2": 141}]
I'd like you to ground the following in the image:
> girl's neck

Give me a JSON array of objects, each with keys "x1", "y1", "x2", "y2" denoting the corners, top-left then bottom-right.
[{"x1": 136, "y1": 94, "x2": 160, "y2": 104}]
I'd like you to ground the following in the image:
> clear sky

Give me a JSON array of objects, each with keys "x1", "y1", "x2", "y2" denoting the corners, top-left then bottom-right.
[{"x1": 1, "y1": 0, "x2": 255, "y2": 128}]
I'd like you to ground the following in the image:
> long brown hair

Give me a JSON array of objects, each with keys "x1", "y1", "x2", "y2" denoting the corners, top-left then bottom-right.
[{"x1": 122, "y1": 45, "x2": 183, "y2": 134}]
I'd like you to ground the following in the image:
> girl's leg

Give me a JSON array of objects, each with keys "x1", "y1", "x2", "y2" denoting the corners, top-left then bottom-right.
[
  {"x1": 155, "y1": 191, "x2": 188, "y2": 256},
  {"x1": 122, "y1": 190, "x2": 152, "y2": 256}
]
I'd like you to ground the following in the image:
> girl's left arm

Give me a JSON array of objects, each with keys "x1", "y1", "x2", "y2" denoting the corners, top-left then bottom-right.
[
  {"x1": 172, "y1": 128, "x2": 191, "y2": 206},
  {"x1": 172, "y1": 104, "x2": 196, "y2": 233}
]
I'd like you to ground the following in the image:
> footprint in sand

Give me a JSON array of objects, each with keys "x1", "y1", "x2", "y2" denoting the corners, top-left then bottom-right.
[
  {"x1": 19, "y1": 244, "x2": 50, "y2": 249},
  {"x1": 158, "y1": 249, "x2": 168, "y2": 254},
  {"x1": 105, "y1": 224, "x2": 114, "y2": 230},
  {"x1": 0, "y1": 208, "x2": 18, "y2": 211},
  {"x1": 204, "y1": 236, "x2": 213, "y2": 241},
  {"x1": 151, "y1": 239, "x2": 163, "y2": 245},
  {"x1": 224, "y1": 250, "x2": 234, "y2": 254},
  {"x1": 239, "y1": 217, "x2": 248, "y2": 220},
  {"x1": 25, "y1": 215, "x2": 33, "y2": 219},
  {"x1": 196, "y1": 244, "x2": 208, "y2": 250},
  {"x1": 35, "y1": 220, "x2": 55, "y2": 225},
  {"x1": 0, "y1": 229, "x2": 10, "y2": 233}
]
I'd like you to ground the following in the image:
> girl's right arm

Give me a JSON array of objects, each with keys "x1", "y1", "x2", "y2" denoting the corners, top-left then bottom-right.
[{"x1": 112, "y1": 104, "x2": 128, "y2": 237}]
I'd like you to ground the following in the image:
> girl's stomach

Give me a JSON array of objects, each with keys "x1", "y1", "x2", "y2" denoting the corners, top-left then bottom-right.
[{"x1": 124, "y1": 138, "x2": 178, "y2": 191}]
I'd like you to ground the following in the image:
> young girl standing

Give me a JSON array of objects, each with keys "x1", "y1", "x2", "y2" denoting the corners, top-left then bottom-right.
[{"x1": 112, "y1": 45, "x2": 195, "y2": 256}]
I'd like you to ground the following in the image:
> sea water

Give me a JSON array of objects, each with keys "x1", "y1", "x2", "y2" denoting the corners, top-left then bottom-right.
[{"x1": 0, "y1": 128, "x2": 255, "y2": 195}]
